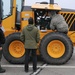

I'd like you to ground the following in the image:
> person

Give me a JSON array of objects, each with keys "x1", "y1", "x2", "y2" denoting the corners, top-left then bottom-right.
[
  {"x1": 50, "y1": 11, "x2": 68, "y2": 34},
  {"x1": 0, "y1": 0, "x2": 6, "y2": 73},
  {"x1": 0, "y1": 20, "x2": 6, "y2": 73},
  {"x1": 20, "y1": 17, "x2": 40, "y2": 72}
]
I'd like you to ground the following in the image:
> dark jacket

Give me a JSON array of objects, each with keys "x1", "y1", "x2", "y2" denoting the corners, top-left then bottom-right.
[
  {"x1": 20, "y1": 25, "x2": 40, "y2": 49},
  {"x1": 0, "y1": 0, "x2": 3, "y2": 20},
  {"x1": 0, "y1": 28, "x2": 5, "y2": 47},
  {"x1": 50, "y1": 14, "x2": 68, "y2": 33}
]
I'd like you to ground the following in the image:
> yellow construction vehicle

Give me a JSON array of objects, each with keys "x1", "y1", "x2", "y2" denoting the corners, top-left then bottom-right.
[{"x1": 0, "y1": 0, "x2": 75, "y2": 64}]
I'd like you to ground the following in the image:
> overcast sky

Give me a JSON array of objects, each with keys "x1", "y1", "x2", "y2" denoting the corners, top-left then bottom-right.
[{"x1": 25, "y1": 0, "x2": 75, "y2": 9}]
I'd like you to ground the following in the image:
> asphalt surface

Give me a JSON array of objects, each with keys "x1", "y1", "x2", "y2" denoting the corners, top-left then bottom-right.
[{"x1": 0, "y1": 52, "x2": 75, "y2": 75}]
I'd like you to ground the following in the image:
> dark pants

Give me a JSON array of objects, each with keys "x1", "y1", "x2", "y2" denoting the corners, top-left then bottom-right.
[
  {"x1": 25, "y1": 49, "x2": 37, "y2": 70},
  {"x1": 0, "y1": 50, "x2": 2, "y2": 61},
  {"x1": 0, "y1": 50, "x2": 2, "y2": 68}
]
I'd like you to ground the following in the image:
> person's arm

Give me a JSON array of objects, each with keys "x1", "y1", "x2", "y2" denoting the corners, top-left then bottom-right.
[
  {"x1": 0, "y1": 46, "x2": 2, "y2": 50},
  {"x1": 36, "y1": 29, "x2": 40, "y2": 43},
  {"x1": 0, "y1": 31, "x2": 3, "y2": 51},
  {"x1": 50, "y1": 21, "x2": 55, "y2": 30},
  {"x1": 20, "y1": 29, "x2": 25, "y2": 43},
  {"x1": 0, "y1": 29, "x2": 5, "y2": 44}
]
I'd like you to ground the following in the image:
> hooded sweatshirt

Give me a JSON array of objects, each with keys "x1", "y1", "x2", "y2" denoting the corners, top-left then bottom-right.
[
  {"x1": 50, "y1": 14, "x2": 68, "y2": 33},
  {"x1": 0, "y1": 29, "x2": 5, "y2": 47},
  {"x1": 20, "y1": 24, "x2": 40, "y2": 49}
]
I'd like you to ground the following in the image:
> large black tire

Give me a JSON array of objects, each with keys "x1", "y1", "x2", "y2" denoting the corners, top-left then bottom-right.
[
  {"x1": 3, "y1": 32, "x2": 25, "y2": 64},
  {"x1": 39, "y1": 32, "x2": 73, "y2": 65}
]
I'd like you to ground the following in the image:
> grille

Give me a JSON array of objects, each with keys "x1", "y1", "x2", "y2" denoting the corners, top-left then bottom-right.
[{"x1": 60, "y1": 12, "x2": 75, "y2": 31}]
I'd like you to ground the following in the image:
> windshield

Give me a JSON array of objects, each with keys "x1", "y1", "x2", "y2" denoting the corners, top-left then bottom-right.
[
  {"x1": 2, "y1": 0, "x2": 24, "y2": 19},
  {"x1": 16, "y1": 0, "x2": 24, "y2": 12},
  {"x1": 2, "y1": 0, "x2": 13, "y2": 19}
]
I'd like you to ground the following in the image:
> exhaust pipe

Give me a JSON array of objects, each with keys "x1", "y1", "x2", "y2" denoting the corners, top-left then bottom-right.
[{"x1": 50, "y1": 0, "x2": 54, "y2": 4}]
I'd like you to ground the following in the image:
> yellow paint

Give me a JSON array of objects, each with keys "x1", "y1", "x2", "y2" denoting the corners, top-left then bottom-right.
[
  {"x1": 68, "y1": 31, "x2": 75, "y2": 46},
  {"x1": 21, "y1": 11, "x2": 34, "y2": 29},
  {"x1": 47, "y1": 40, "x2": 65, "y2": 58},
  {"x1": 2, "y1": 0, "x2": 16, "y2": 36},
  {"x1": 9, "y1": 40, "x2": 25, "y2": 58},
  {"x1": 32, "y1": 4, "x2": 61, "y2": 10}
]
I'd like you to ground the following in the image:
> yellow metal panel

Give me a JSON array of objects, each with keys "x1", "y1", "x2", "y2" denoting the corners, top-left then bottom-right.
[
  {"x1": 65, "y1": 14, "x2": 71, "y2": 22},
  {"x1": 32, "y1": 4, "x2": 61, "y2": 10},
  {"x1": 68, "y1": 14, "x2": 74, "y2": 25},
  {"x1": 63, "y1": 14, "x2": 67, "y2": 19},
  {"x1": 40, "y1": 30, "x2": 53, "y2": 39},
  {"x1": 60, "y1": 12, "x2": 75, "y2": 31},
  {"x1": 21, "y1": 21, "x2": 28, "y2": 28},
  {"x1": 60, "y1": 12, "x2": 75, "y2": 14},
  {"x1": 69, "y1": 18, "x2": 75, "y2": 30},
  {"x1": 2, "y1": 15, "x2": 16, "y2": 36},
  {"x1": 2, "y1": 16, "x2": 13, "y2": 29},
  {"x1": 68, "y1": 31, "x2": 75, "y2": 45},
  {"x1": 21, "y1": 11, "x2": 34, "y2": 18},
  {"x1": 21, "y1": 11, "x2": 34, "y2": 29},
  {"x1": 2, "y1": 0, "x2": 16, "y2": 37}
]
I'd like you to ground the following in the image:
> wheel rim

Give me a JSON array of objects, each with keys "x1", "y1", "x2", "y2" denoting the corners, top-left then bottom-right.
[
  {"x1": 9, "y1": 40, "x2": 25, "y2": 58},
  {"x1": 47, "y1": 40, "x2": 65, "y2": 58}
]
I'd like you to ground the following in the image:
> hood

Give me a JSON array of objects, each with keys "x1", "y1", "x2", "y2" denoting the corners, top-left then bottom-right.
[{"x1": 26, "y1": 24, "x2": 34, "y2": 31}]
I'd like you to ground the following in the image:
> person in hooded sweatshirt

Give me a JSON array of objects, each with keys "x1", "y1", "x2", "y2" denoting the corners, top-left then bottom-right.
[
  {"x1": 50, "y1": 11, "x2": 68, "y2": 34},
  {"x1": 0, "y1": 0, "x2": 6, "y2": 72},
  {"x1": 20, "y1": 17, "x2": 40, "y2": 72},
  {"x1": 0, "y1": 21, "x2": 6, "y2": 73}
]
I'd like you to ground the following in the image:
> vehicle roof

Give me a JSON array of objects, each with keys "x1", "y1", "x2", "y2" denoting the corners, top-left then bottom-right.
[
  {"x1": 61, "y1": 8, "x2": 75, "y2": 12},
  {"x1": 31, "y1": 3, "x2": 61, "y2": 11}
]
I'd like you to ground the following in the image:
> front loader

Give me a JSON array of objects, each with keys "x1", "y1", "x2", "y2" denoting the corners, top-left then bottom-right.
[{"x1": 0, "y1": 0, "x2": 75, "y2": 64}]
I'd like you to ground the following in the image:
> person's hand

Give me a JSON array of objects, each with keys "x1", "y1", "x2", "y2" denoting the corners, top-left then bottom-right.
[
  {"x1": 0, "y1": 23, "x2": 2, "y2": 27},
  {"x1": 0, "y1": 47, "x2": 2, "y2": 50}
]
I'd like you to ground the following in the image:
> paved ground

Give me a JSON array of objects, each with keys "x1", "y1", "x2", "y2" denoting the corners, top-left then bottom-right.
[{"x1": 0, "y1": 53, "x2": 75, "y2": 75}]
